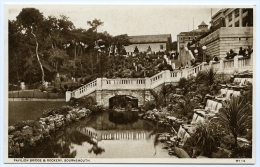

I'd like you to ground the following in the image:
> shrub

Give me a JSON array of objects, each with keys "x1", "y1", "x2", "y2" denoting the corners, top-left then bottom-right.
[
  {"x1": 39, "y1": 85, "x2": 46, "y2": 92},
  {"x1": 230, "y1": 145, "x2": 252, "y2": 158},
  {"x1": 178, "y1": 78, "x2": 188, "y2": 89},
  {"x1": 52, "y1": 87, "x2": 58, "y2": 93},
  {"x1": 143, "y1": 101, "x2": 156, "y2": 111}
]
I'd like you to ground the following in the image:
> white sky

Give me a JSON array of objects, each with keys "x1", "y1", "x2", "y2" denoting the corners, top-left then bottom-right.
[{"x1": 7, "y1": 4, "x2": 224, "y2": 41}]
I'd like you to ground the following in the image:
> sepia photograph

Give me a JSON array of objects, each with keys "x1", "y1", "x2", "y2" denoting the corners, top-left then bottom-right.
[{"x1": 3, "y1": 2, "x2": 258, "y2": 165}]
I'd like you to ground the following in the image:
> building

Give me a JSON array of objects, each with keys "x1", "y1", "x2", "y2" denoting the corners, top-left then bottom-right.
[
  {"x1": 124, "y1": 34, "x2": 172, "y2": 55},
  {"x1": 177, "y1": 21, "x2": 209, "y2": 52},
  {"x1": 211, "y1": 8, "x2": 253, "y2": 29},
  {"x1": 199, "y1": 8, "x2": 253, "y2": 59}
]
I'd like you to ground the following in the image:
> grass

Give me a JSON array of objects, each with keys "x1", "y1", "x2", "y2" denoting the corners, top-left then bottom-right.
[{"x1": 8, "y1": 101, "x2": 68, "y2": 126}]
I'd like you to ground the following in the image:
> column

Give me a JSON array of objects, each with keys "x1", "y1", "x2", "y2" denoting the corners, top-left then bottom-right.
[
  {"x1": 225, "y1": 17, "x2": 229, "y2": 27},
  {"x1": 234, "y1": 56, "x2": 239, "y2": 72},
  {"x1": 65, "y1": 91, "x2": 71, "y2": 102},
  {"x1": 171, "y1": 62, "x2": 175, "y2": 70},
  {"x1": 145, "y1": 77, "x2": 151, "y2": 89},
  {"x1": 232, "y1": 11, "x2": 235, "y2": 27},
  {"x1": 219, "y1": 59, "x2": 224, "y2": 73},
  {"x1": 165, "y1": 70, "x2": 171, "y2": 83},
  {"x1": 182, "y1": 68, "x2": 188, "y2": 78},
  {"x1": 239, "y1": 8, "x2": 243, "y2": 27},
  {"x1": 96, "y1": 78, "x2": 102, "y2": 90}
]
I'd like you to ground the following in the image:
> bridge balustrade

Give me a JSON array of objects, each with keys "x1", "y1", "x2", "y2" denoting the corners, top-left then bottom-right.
[
  {"x1": 65, "y1": 57, "x2": 252, "y2": 102},
  {"x1": 101, "y1": 78, "x2": 146, "y2": 90}
]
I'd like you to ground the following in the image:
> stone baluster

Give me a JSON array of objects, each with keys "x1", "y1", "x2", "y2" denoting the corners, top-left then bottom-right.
[
  {"x1": 65, "y1": 91, "x2": 72, "y2": 102},
  {"x1": 165, "y1": 70, "x2": 171, "y2": 83},
  {"x1": 234, "y1": 56, "x2": 239, "y2": 72}
]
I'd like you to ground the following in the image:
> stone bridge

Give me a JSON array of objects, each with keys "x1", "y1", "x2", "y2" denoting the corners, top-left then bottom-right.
[{"x1": 66, "y1": 57, "x2": 252, "y2": 107}]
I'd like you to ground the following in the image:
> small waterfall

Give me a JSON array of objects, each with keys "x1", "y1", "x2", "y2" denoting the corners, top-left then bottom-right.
[
  {"x1": 206, "y1": 99, "x2": 223, "y2": 113},
  {"x1": 226, "y1": 90, "x2": 234, "y2": 99},
  {"x1": 191, "y1": 113, "x2": 198, "y2": 124},
  {"x1": 233, "y1": 91, "x2": 241, "y2": 97},
  {"x1": 220, "y1": 89, "x2": 228, "y2": 97},
  {"x1": 196, "y1": 115, "x2": 204, "y2": 123},
  {"x1": 216, "y1": 103, "x2": 223, "y2": 113}
]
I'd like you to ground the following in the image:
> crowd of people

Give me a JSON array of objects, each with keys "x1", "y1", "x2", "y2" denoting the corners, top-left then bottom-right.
[{"x1": 225, "y1": 46, "x2": 253, "y2": 60}]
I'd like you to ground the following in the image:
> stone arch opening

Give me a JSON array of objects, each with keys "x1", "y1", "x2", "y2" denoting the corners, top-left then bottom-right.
[{"x1": 108, "y1": 95, "x2": 138, "y2": 109}]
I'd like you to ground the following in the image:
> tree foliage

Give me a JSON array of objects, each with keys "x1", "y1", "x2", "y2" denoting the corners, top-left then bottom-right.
[{"x1": 218, "y1": 96, "x2": 252, "y2": 148}]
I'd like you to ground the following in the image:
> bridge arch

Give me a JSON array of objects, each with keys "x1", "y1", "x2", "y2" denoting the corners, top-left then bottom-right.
[
  {"x1": 108, "y1": 95, "x2": 138, "y2": 109},
  {"x1": 97, "y1": 90, "x2": 145, "y2": 108}
]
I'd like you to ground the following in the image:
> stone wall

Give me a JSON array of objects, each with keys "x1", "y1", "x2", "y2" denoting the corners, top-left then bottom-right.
[
  {"x1": 200, "y1": 27, "x2": 253, "y2": 58},
  {"x1": 96, "y1": 89, "x2": 146, "y2": 108}
]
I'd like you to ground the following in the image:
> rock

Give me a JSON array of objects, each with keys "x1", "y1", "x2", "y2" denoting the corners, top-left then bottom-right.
[{"x1": 172, "y1": 147, "x2": 190, "y2": 158}]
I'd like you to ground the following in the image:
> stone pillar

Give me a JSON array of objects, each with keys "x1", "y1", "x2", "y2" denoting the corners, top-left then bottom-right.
[
  {"x1": 209, "y1": 61, "x2": 212, "y2": 68},
  {"x1": 66, "y1": 91, "x2": 71, "y2": 102},
  {"x1": 219, "y1": 59, "x2": 224, "y2": 73},
  {"x1": 165, "y1": 70, "x2": 171, "y2": 83},
  {"x1": 234, "y1": 56, "x2": 239, "y2": 72},
  {"x1": 225, "y1": 17, "x2": 229, "y2": 27},
  {"x1": 232, "y1": 11, "x2": 235, "y2": 27},
  {"x1": 171, "y1": 62, "x2": 175, "y2": 70},
  {"x1": 145, "y1": 77, "x2": 151, "y2": 89},
  {"x1": 239, "y1": 8, "x2": 243, "y2": 27},
  {"x1": 181, "y1": 68, "x2": 188, "y2": 78},
  {"x1": 96, "y1": 78, "x2": 102, "y2": 90}
]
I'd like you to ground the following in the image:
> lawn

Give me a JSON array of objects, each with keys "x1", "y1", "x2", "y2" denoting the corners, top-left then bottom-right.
[
  {"x1": 8, "y1": 101, "x2": 68, "y2": 126},
  {"x1": 8, "y1": 90, "x2": 65, "y2": 99}
]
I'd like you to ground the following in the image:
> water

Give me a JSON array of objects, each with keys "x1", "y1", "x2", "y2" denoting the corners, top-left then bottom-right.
[{"x1": 19, "y1": 111, "x2": 174, "y2": 158}]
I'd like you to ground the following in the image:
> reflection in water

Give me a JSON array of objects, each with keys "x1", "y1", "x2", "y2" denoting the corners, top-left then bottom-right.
[
  {"x1": 20, "y1": 111, "x2": 175, "y2": 158},
  {"x1": 109, "y1": 109, "x2": 139, "y2": 124}
]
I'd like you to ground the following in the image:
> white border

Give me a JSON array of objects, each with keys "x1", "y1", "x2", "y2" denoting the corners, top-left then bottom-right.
[{"x1": 1, "y1": 0, "x2": 259, "y2": 166}]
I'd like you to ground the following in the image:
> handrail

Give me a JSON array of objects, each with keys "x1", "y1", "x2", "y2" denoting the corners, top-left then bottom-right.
[{"x1": 66, "y1": 56, "x2": 253, "y2": 102}]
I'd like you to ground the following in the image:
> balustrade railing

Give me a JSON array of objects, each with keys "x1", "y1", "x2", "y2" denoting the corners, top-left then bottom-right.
[
  {"x1": 238, "y1": 57, "x2": 251, "y2": 67},
  {"x1": 186, "y1": 63, "x2": 204, "y2": 77},
  {"x1": 223, "y1": 59, "x2": 234, "y2": 69},
  {"x1": 66, "y1": 57, "x2": 252, "y2": 101},
  {"x1": 67, "y1": 79, "x2": 97, "y2": 101},
  {"x1": 211, "y1": 62, "x2": 220, "y2": 71},
  {"x1": 102, "y1": 78, "x2": 146, "y2": 90}
]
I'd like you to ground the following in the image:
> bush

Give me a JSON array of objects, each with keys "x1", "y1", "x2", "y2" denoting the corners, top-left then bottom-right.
[
  {"x1": 178, "y1": 78, "x2": 188, "y2": 89},
  {"x1": 51, "y1": 87, "x2": 58, "y2": 93},
  {"x1": 230, "y1": 146, "x2": 252, "y2": 158},
  {"x1": 143, "y1": 101, "x2": 156, "y2": 111},
  {"x1": 39, "y1": 85, "x2": 46, "y2": 92}
]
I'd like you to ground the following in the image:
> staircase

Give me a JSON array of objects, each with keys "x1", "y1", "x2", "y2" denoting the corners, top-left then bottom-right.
[
  {"x1": 66, "y1": 63, "x2": 206, "y2": 101},
  {"x1": 66, "y1": 55, "x2": 253, "y2": 102}
]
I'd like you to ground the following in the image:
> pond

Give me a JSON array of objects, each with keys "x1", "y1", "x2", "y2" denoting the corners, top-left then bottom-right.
[{"x1": 19, "y1": 110, "x2": 176, "y2": 158}]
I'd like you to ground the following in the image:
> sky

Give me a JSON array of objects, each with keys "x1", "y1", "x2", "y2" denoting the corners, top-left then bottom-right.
[{"x1": 7, "y1": 4, "x2": 223, "y2": 41}]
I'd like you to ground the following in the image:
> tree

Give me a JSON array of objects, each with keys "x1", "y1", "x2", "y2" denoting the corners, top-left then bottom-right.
[
  {"x1": 87, "y1": 18, "x2": 104, "y2": 32},
  {"x1": 8, "y1": 20, "x2": 25, "y2": 83},
  {"x1": 16, "y1": 8, "x2": 45, "y2": 83},
  {"x1": 112, "y1": 34, "x2": 130, "y2": 56},
  {"x1": 218, "y1": 96, "x2": 252, "y2": 148}
]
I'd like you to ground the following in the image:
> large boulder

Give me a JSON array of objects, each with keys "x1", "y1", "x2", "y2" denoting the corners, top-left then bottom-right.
[{"x1": 172, "y1": 147, "x2": 190, "y2": 158}]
